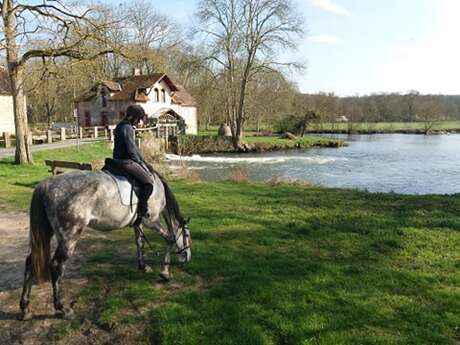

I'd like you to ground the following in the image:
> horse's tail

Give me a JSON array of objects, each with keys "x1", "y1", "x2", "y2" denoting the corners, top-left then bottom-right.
[{"x1": 29, "y1": 185, "x2": 53, "y2": 284}]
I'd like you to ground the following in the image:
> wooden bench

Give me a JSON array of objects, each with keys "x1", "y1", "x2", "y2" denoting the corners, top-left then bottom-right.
[{"x1": 45, "y1": 160, "x2": 93, "y2": 175}]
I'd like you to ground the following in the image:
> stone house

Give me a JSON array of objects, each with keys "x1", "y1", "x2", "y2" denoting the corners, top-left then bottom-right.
[
  {"x1": 0, "y1": 67, "x2": 15, "y2": 134},
  {"x1": 75, "y1": 70, "x2": 198, "y2": 135}
]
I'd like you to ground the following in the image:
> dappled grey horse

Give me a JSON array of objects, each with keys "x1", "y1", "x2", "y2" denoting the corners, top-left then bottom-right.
[{"x1": 19, "y1": 167, "x2": 191, "y2": 321}]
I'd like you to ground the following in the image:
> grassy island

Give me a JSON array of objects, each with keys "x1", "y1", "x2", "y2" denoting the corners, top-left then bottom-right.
[
  {"x1": 0, "y1": 143, "x2": 459, "y2": 345},
  {"x1": 175, "y1": 134, "x2": 344, "y2": 155}
]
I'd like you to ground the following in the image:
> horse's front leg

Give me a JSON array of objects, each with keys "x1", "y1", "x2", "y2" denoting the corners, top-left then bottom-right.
[
  {"x1": 133, "y1": 226, "x2": 152, "y2": 272},
  {"x1": 159, "y1": 244, "x2": 173, "y2": 281},
  {"x1": 149, "y1": 220, "x2": 173, "y2": 281}
]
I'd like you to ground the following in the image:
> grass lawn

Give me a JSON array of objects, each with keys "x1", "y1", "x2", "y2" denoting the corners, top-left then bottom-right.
[
  {"x1": 199, "y1": 121, "x2": 460, "y2": 135},
  {"x1": 0, "y1": 141, "x2": 112, "y2": 208},
  {"x1": 1, "y1": 143, "x2": 459, "y2": 344},
  {"x1": 311, "y1": 121, "x2": 460, "y2": 132}
]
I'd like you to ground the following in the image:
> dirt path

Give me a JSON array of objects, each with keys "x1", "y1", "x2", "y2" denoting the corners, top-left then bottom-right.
[{"x1": 0, "y1": 207, "x2": 114, "y2": 345}]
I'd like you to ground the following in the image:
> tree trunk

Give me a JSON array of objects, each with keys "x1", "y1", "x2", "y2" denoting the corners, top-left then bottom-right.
[
  {"x1": 10, "y1": 65, "x2": 33, "y2": 164},
  {"x1": 3, "y1": 0, "x2": 33, "y2": 164}
]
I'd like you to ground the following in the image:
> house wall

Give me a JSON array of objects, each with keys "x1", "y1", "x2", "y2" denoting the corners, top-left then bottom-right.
[
  {"x1": 142, "y1": 80, "x2": 198, "y2": 135},
  {"x1": 0, "y1": 95, "x2": 15, "y2": 133},
  {"x1": 76, "y1": 79, "x2": 198, "y2": 135},
  {"x1": 77, "y1": 86, "x2": 132, "y2": 126},
  {"x1": 170, "y1": 105, "x2": 197, "y2": 135}
]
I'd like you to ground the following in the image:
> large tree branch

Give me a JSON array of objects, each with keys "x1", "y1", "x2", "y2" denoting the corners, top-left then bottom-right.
[
  {"x1": 14, "y1": 3, "x2": 91, "y2": 21},
  {"x1": 19, "y1": 46, "x2": 115, "y2": 67}
]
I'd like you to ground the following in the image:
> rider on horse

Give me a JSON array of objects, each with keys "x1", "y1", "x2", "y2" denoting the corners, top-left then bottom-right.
[{"x1": 113, "y1": 104, "x2": 153, "y2": 226}]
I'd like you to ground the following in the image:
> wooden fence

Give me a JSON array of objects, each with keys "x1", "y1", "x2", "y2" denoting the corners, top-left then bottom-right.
[{"x1": 0, "y1": 123, "x2": 178, "y2": 149}]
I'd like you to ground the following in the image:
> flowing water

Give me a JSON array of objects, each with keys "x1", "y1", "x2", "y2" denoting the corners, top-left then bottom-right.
[{"x1": 167, "y1": 134, "x2": 460, "y2": 195}]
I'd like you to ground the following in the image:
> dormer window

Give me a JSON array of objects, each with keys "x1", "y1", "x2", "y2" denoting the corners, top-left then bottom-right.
[
  {"x1": 161, "y1": 89, "x2": 166, "y2": 103},
  {"x1": 154, "y1": 88, "x2": 159, "y2": 102}
]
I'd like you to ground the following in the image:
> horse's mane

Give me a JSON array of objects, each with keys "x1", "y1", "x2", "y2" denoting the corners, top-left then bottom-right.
[{"x1": 145, "y1": 163, "x2": 186, "y2": 225}]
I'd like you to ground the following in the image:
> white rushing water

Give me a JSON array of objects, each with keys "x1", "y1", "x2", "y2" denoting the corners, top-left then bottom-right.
[{"x1": 165, "y1": 154, "x2": 348, "y2": 165}]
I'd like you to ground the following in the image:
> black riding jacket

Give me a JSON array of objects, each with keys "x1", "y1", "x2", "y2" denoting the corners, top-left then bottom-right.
[{"x1": 113, "y1": 120, "x2": 144, "y2": 164}]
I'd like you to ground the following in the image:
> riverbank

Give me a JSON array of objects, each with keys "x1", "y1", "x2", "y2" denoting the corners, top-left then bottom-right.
[
  {"x1": 305, "y1": 120, "x2": 460, "y2": 135},
  {"x1": 173, "y1": 134, "x2": 344, "y2": 155},
  {"x1": 0, "y1": 143, "x2": 459, "y2": 344},
  {"x1": 307, "y1": 128, "x2": 460, "y2": 135}
]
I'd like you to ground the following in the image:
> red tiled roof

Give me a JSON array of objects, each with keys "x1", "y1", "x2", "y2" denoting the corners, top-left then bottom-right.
[
  {"x1": 76, "y1": 73, "x2": 192, "y2": 104},
  {"x1": 110, "y1": 73, "x2": 180, "y2": 102},
  {"x1": 171, "y1": 84, "x2": 196, "y2": 106},
  {"x1": 102, "y1": 80, "x2": 121, "y2": 92}
]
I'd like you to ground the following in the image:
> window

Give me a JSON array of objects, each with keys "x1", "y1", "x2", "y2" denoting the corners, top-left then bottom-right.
[
  {"x1": 101, "y1": 111, "x2": 108, "y2": 126},
  {"x1": 154, "y1": 88, "x2": 159, "y2": 102},
  {"x1": 84, "y1": 111, "x2": 91, "y2": 127},
  {"x1": 161, "y1": 89, "x2": 166, "y2": 103},
  {"x1": 101, "y1": 88, "x2": 107, "y2": 107}
]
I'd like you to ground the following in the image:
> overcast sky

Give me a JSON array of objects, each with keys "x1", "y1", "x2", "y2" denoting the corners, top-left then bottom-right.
[{"x1": 154, "y1": 0, "x2": 459, "y2": 96}]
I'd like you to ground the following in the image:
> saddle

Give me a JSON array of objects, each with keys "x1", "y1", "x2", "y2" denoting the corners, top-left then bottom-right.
[{"x1": 102, "y1": 158, "x2": 140, "y2": 208}]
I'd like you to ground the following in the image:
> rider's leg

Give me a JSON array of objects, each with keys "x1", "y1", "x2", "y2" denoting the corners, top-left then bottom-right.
[
  {"x1": 137, "y1": 183, "x2": 153, "y2": 217},
  {"x1": 122, "y1": 161, "x2": 154, "y2": 223}
]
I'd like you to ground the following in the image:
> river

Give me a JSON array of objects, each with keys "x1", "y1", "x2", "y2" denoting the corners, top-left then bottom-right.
[{"x1": 166, "y1": 134, "x2": 460, "y2": 195}]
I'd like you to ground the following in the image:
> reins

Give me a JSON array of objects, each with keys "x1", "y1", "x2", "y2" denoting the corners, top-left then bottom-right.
[{"x1": 134, "y1": 168, "x2": 190, "y2": 256}]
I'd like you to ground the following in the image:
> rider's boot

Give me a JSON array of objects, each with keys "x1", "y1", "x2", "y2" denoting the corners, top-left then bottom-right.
[{"x1": 133, "y1": 203, "x2": 150, "y2": 227}]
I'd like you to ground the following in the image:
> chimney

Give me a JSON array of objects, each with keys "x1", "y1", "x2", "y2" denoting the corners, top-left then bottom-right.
[{"x1": 133, "y1": 68, "x2": 141, "y2": 76}]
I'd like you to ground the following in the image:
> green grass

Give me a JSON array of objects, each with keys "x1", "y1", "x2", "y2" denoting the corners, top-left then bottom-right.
[
  {"x1": 312, "y1": 121, "x2": 460, "y2": 132},
  {"x1": 199, "y1": 121, "x2": 460, "y2": 135},
  {"x1": 243, "y1": 135, "x2": 343, "y2": 148},
  {"x1": 185, "y1": 132, "x2": 343, "y2": 154},
  {"x1": 0, "y1": 141, "x2": 111, "y2": 208},
  {"x1": 78, "y1": 182, "x2": 460, "y2": 345},
  {"x1": 1, "y1": 143, "x2": 460, "y2": 344}
]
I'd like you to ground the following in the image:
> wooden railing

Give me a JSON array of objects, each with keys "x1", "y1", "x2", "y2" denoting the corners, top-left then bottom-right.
[{"x1": 1, "y1": 123, "x2": 178, "y2": 148}]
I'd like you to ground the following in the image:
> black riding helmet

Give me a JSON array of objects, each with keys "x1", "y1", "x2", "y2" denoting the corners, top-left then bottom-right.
[{"x1": 125, "y1": 104, "x2": 147, "y2": 125}]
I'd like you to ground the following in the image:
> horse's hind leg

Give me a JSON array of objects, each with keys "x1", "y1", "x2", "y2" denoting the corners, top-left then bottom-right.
[
  {"x1": 19, "y1": 254, "x2": 33, "y2": 320},
  {"x1": 51, "y1": 237, "x2": 79, "y2": 319}
]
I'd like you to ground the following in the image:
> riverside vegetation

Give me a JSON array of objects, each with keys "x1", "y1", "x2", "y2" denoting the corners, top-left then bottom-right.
[
  {"x1": 0, "y1": 142, "x2": 459, "y2": 344},
  {"x1": 173, "y1": 134, "x2": 344, "y2": 155}
]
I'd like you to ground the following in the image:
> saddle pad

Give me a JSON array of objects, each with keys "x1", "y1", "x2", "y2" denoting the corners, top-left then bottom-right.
[{"x1": 108, "y1": 173, "x2": 138, "y2": 206}]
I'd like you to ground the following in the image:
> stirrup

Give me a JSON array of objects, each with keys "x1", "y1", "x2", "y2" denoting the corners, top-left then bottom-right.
[
  {"x1": 133, "y1": 217, "x2": 143, "y2": 227},
  {"x1": 133, "y1": 210, "x2": 150, "y2": 227}
]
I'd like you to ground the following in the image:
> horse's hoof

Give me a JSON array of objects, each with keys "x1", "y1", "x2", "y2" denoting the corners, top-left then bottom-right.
[
  {"x1": 19, "y1": 311, "x2": 32, "y2": 321},
  {"x1": 139, "y1": 265, "x2": 153, "y2": 273},
  {"x1": 56, "y1": 307, "x2": 75, "y2": 320},
  {"x1": 159, "y1": 272, "x2": 170, "y2": 281}
]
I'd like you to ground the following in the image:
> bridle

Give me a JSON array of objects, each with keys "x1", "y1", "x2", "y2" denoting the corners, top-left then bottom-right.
[
  {"x1": 169, "y1": 221, "x2": 192, "y2": 256},
  {"x1": 135, "y1": 220, "x2": 191, "y2": 257}
]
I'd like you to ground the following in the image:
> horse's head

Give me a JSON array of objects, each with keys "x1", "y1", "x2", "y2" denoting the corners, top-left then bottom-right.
[{"x1": 173, "y1": 217, "x2": 192, "y2": 263}]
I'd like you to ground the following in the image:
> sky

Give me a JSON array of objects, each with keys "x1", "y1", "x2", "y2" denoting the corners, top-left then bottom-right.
[{"x1": 153, "y1": 0, "x2": 460, "y2": 96}]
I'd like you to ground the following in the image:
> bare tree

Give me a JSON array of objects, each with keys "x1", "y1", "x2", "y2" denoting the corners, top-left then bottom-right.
[
  {"x1": 0, "y1": 0, "x2": 118, "y2": 164},
  {"x1": 415, "y1": 97, "x2": 440, "y2": 134},
  {"x1": 195, "y1": 0, "x2": 304, "y2": 149},
  {"x1": 125, "y1": 0, "x2": 182, "y2": 74}
]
